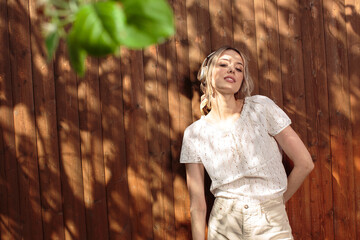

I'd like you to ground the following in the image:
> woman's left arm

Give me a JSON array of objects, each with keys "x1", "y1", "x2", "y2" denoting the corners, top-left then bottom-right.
[{"x1": 274, "y1": 126, "x2": 314, "y2": 203}]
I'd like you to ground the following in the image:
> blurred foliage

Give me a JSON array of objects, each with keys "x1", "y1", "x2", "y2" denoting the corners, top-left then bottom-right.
[{"x1": 41, "y1": 0, "x2": 175, "y2": 76}]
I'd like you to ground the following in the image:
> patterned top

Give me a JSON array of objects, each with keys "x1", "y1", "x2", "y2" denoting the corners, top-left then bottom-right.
[{"x1": 180, "y1": 95, "x2": 291, "y2": 203}]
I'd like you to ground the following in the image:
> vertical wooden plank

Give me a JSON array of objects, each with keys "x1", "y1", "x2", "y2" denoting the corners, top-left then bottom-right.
[
  {"x1": 157, "y1": 44, "x2": 176, "y2": 240},
  {"x1": 7, "y1": 0, "x2": 43, "y2": 238},
  {"x1": 166, "y1": 37, "x2": 191, "y2": 240},
  {"x1": 54, "y1": 42, "x2": 87, "y2": 240},
  {"x1": 345, "y1": 0, "x2": 360, "y2": 238},
  {"x1": 323, "y1": 0, "x2": 356, "y2": 239},
  {"x1": 78, "y1": 59, "x2": 109, "y2": 240},
  {"x1": 170, "y1": 0, "x2": 193, "y2": 238},
  {"x1": 300, "y1": 0, "x2": 334, "y2": 239},
  {"x1": 232, "y1": 0, "x2": 259, "y2": 95},
  {"x1": 121, "y1": 49, "x2": 154, "y2": 240},
  {"x1": 186, "y1": 0, "x2": 211, "y2": 121},
  {"x1": 0, "y1": 0, "x2": 21, "y2": 238},
  {"x1": 99, "y1": 55, "x2": 131, "y2": 239},
  {"x1": 209, "y1": 0, "x2": 233, "y2": 49},
  {"x1": 185, "y1": 3, "x2": 214, "y2": 235},
  {"x1": 143, "y1": 46, "x2": 162, "y2": 240},
  {"x1": 28, "y1": 0, "x2": 65, "y2": 239},
  {"x1": 0, "y1": 126, "x2": 6, "y2": 239},
  {"x1": 143, "y1": 44, "x2": 175, "y2": 240},
  {"x1": 254, "y1": 0, "x2": 283, "y2": 103},
  {"x1": 277, "y1": 0, "x2": 311, "y2": 238}
]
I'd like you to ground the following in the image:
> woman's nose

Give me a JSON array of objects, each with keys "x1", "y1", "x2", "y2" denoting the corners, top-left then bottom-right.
[{"x1": 227, "y1": 66, "x2": 235, "y2": 73}]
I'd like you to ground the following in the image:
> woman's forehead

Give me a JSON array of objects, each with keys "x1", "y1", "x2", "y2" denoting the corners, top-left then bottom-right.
[{"x1": 218, "y1": 50, "x2": 243, "y2": 63}]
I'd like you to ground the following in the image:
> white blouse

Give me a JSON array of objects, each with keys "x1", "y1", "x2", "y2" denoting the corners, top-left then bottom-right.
[{"x1": 180, "y1": 95, "x2": 291, "y2": 203}]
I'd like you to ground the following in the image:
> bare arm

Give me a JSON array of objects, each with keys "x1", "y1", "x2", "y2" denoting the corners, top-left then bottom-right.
[
  {"x1": 274, "y1": 126, "x2": 314, "y2": 202},
  {"x1": 185, "y1": 163, "x2": 207, "y2": 240}
]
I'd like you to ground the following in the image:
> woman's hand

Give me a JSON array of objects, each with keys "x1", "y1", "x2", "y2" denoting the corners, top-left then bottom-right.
[
  {"x1": 275, "y1": 126, "x2": 314, "y2": 202},
  {"x1": 185, "y1": 163, "x2": 207, "y2": 240}
]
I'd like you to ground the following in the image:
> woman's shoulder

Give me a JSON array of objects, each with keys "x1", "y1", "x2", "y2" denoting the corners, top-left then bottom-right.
[
  {"x1": 247, "y1": 94, "x2": 273, "y2": 103},
  {"x1": 183, "y1": 117, "x2": 206, "y2": 138},
  {"x1": 246, "y1": 95, "x2": 278, "y2": 108}
]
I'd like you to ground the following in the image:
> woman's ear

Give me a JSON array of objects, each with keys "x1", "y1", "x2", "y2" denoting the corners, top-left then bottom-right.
[{"x1": 199, "y1": 66, "x2": 208, "y2": 80}]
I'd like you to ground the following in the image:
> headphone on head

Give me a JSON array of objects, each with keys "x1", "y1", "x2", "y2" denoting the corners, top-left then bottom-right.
[{"x1": 198, "y1": 51, "x2": 216, "y2": 81}]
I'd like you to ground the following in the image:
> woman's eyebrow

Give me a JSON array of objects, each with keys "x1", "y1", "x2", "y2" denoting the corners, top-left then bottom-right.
[{"x1": 219, "y1": 58, "x2": 243, "y2": 65}]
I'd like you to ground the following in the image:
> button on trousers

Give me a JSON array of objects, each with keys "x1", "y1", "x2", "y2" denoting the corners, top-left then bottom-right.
[{"x1": 208, "y1": 197, "x2": 293, "y2": 240}]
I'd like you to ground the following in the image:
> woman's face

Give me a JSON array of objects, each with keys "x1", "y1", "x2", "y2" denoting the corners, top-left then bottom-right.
[{"x1": 211, "y1": 49, "x2": 244, "y2": 96}]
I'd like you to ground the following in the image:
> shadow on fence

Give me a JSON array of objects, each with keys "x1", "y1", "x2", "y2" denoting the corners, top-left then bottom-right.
[{"x1": 0, "y1": 0, "x2": 359, "y2": 239}]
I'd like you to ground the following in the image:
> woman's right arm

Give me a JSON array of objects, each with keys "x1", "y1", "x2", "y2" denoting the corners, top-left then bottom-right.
[{"x1": 185, "y1": 163, "x2": 207, "y2": 240}]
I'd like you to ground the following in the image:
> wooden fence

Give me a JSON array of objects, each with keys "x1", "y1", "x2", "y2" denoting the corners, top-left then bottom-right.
[{"x1": 0, "y1": 0, "x2": 359, "y2": 239}]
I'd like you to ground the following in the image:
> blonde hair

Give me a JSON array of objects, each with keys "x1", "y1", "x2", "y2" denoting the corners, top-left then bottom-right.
[{"x1": 197, "y1": 46, "x2": 254, "y2": 115}]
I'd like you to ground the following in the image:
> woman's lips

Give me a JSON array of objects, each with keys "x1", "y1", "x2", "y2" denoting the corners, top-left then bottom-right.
[{"x1": 224, "y1": 76, "x2": 235, "y2": 83}]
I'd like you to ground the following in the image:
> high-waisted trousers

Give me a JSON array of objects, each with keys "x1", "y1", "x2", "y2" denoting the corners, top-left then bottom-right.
[{"x1": 208, "y1": 197, "x2": 294, "y2": 240}]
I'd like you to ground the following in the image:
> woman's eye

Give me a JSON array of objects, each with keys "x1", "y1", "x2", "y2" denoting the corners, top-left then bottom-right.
[
  {"x1": 236, "y1": 68, "x2": 242, "y2": 72},
  {"x1": 219, "y1": 64, "x2": 227, "y2": 67}
]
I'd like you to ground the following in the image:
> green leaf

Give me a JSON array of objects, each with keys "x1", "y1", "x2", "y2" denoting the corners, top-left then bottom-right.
[
  {"x1": 119, "y1": 0, "x2": 175, "y2": 48},
  {"x1": 67, "y1": 34, "x2": 87, "y2": 76},
  {"x1": 45, "y1": 31, "x2": 59, "y2": 61},
  {"x1": 69, "y1": 1, "x2": 126, "y2": 56}
]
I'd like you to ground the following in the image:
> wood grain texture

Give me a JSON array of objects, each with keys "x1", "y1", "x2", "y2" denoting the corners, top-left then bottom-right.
[
  {"x1": 7, "y1": 0, "x2": 43, "y2": 238},
  {"x1": 254, "y1": 0, "x2": 283, "y2": 104},
  {"x1": 29, "y1": 0, "x2": 65, "y2": 238},
  {"x1": 171, "y1": 0, "x2": 193, "y2": 238},
  {"x1": 186, "y1": 0, "x2": 211, "y2": 121},
  {"x1": 323, "y1": 0, "x2": 356, "y2": 239},
  {"x1": 0, "y1": 0, "x2": 359, "y2": 239},
  {"x1": 345, "y1": 0, "x2": 360, "y2": 238},
  {"x1": 232, "y1": 0, "x2": 259, "y2": 95},
  {"x1": 54, "y1": 42, "x2": 87, "y2": 240},
  {"x1": 143, "y1": 44, "x2": 175, "y2": 240},
  {"x1": 277, "y1": 0, "x2": 311, "y2": 238},
  {"x1": 300, "y1": 0, "x2": 334, "y2": 239},
  {"x1": 0, "y1": 0, "x2": 21, "y2": 238},
  {"x1": 78, "y1": 58, "x2": 109, "y2": 240},
  {"x1": 209, "y1": 0, "x2": 233, "y2": 48},
  {"x1": 122, "y1": 49, "x2": 154, "y2": 240},
  {"x1": 99, "y1": 55, "x2": 131, "y2": 240}
]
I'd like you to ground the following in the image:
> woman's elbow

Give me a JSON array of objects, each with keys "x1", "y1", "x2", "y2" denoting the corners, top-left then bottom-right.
[
  {"x1": 302, "y1": 155, "x2": 314, "y2": 173},
  {"x1": 306, "y1": 159, "x2": 315, "y2": 173},
  {"x1": 190, "y1": 198, "x2": 207, "y2": 213},
  {"x1": 293, "y1": 151, "x2": 314, "y2": 174}
]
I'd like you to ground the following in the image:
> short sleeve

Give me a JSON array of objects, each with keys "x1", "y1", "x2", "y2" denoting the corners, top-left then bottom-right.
[
  {"x1": 179, "y1": 127, "x2": 202, "y2": 164},
  {"x1": 261, "y1": 97, "x2": 291, "y2": 136}
]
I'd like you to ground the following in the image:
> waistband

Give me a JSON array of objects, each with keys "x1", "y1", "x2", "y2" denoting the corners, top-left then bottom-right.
[{"x1": 214, "y1": 196, "x2": 285, "y2": 212}]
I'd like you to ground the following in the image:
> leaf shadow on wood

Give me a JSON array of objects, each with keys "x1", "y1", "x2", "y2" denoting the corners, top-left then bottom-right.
[{"x1": 1, "y1": 0, "x2": 359, "y2": 239}]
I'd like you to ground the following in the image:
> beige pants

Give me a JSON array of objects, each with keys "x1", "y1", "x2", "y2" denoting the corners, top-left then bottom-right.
[{"x1": 208, "y1": 197, "x2": 293, "y2": 240}]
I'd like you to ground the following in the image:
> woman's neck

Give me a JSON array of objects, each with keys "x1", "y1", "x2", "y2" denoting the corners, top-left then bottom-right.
[{"x1": 209, "y1": 95, "x2": 243, "y2": 121}]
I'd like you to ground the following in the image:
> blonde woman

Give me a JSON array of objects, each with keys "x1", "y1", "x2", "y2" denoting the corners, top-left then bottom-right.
[{"x1": 180, "y1": 46, "x2": 314, "y2": 240}]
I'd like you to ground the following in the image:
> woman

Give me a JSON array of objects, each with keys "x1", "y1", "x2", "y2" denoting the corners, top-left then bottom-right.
[{"x1": 180, "y1": 46, "x2": 314, "y2": 239}]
